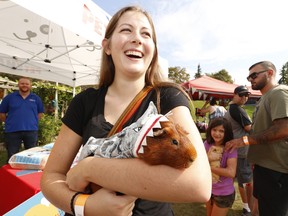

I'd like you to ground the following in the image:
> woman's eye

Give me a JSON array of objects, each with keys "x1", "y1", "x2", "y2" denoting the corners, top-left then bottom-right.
[
  {"x1": 142, "y1": 32, "x2": 151, "y2": 38},
  {"x1": 120, "y1": 28, "x2": 131, "y2": 33}
]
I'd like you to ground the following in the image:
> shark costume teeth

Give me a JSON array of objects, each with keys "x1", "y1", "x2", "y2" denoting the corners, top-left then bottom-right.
[
  {"x1": 133, "y1": 114, "x2": 169, "y2": 157},
  {"x1": 79, "y1": 101, "x2": 168, "y2": 160}
]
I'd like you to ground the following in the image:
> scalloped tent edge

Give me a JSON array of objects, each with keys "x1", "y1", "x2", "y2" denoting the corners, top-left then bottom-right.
[{"x1": 181, "y1": 75, "x2": 262, "y2": 100}]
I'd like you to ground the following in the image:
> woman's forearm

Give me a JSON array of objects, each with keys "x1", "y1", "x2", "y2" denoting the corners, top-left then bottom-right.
[
  {"x1": 41, "y1": 172, "x2": 75, "y2": 214},
  {"x1": 79, "y1": 146, "x2": 211, "y2": 203},
  {"x1": 41, "y1": 124, "x2": 84, "y2": 214}
]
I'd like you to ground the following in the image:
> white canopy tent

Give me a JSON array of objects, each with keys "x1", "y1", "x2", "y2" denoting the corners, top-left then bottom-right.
[{"x1": 0, "y1": 0, "x2": 111, "y2": 88}]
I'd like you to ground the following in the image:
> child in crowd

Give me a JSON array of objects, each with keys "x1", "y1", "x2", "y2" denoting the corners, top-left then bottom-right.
[{"x1": 204, "y1": 117, "x2": 237, "y2": 216}]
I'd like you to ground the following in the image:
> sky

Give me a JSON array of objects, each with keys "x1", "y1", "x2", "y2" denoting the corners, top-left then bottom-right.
[{"x1": 93, "y1": 0, "x2": 288, "y2": 85}]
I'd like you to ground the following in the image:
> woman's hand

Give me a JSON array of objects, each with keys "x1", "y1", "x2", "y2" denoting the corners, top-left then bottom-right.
[
  {"x1": 67, "y1": 157, "x2": 137, "y2": 216},
  {"x1": 66, "y1": 157, "x2": 93, "y2": 192},
  {"x1": 84, "y1": 188, "x2": 137, "y2": 216}
]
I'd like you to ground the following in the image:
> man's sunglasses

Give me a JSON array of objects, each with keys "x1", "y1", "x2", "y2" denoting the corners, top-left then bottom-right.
[
  {"x1": 246, "y1": 70, "x2": 267, "y2": 81},
  {"x1": 238, "y1": 93, "x2": 250, "y2": 97}
]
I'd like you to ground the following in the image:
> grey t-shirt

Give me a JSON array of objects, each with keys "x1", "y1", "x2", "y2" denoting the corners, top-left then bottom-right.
[
  {"x1": 224, "y1": 104, "x2": 251, "y2": 158},
  {"x1": 248, "y1": 85, "x2": 288, "y2": 173}
]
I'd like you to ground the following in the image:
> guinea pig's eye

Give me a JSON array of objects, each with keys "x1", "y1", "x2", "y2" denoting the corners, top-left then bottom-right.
[{"x1": 172, "y1": 139, "x2": 179, "y2": 145}]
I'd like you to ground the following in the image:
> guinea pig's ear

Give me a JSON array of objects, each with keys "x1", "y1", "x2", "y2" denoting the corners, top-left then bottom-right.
[
  {"x1": 153, "y1": 127, "x2": 174, "y2": 137},
  {"x1": 153, "y1": 128, "x2": 166, "y2": 137}
]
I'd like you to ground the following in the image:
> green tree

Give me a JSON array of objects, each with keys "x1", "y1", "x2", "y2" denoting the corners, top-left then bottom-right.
[
  {"x1": 206, "y1": 69, "x2": 233, "y2": 83},
  {"x1": 168, "y1": 66, "x2": 190, "y2": 84},
  {"x1": 278, "y1": 62, "x2": 288, "y2": 85},
  {"x1": 194, "y1": 64, "x2": 202, "y2": 78},
  {"x1": 32, "y1": 81, "x2": 81, "y2": 118},
  {"x1": 38, "y1": 114, "x2": 62, "y2": 145}
]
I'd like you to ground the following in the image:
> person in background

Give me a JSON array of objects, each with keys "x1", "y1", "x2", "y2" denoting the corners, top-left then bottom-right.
[
  {"x1": 0, "y1": 77, "x2": 44, "y2": 161},
  {"x1": 41, "y1": 6, "x2": 211, "y2": 216},
  {"x1": 204, "y1": 117, "x2": 237, "y2": 216},
  {"x1": 200, "y1": 97, "x2": 227, "y2": 123},
  {"x1": 224, "y1": 86, "x2": 254, "y2": 216},
  {"x1": 225, "y1": 61, "x2": 288, "y2": 216},
  {"x1": 0, "y1": 88, "x2": 4, "y2": 104},
  {"x1": 46, "y1": 95, "x2": 56, "y2": 115}
]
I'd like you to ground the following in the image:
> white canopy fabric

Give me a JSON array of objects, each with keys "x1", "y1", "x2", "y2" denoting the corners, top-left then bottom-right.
[{"x1": 0, "y1": 0, "x2": 111, "y2": 87}]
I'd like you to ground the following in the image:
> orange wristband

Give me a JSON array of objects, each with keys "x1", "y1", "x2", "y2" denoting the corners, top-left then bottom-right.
[
  {"x1": 242, "y1": 136, "x2": 249, "y2": 145},
  {"x1": 74, "y1": 194, "x2": 90, "y2": 216}
]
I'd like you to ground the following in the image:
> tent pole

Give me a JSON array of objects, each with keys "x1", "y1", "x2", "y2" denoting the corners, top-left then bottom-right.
[
  {"x1": 73, "y1": 87, "x2": 76, "y2": 97},
  {"x1": 54, "y1": 82, "x2": 59, "y2": 119}
]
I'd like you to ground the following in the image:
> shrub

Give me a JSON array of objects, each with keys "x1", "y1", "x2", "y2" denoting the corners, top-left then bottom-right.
[
  {"x1": 0, "y1": 122, "x2": 4, "y2": 143},
  {"x1": 38, "y1": 114, "x2": 61, "y2": 145}
]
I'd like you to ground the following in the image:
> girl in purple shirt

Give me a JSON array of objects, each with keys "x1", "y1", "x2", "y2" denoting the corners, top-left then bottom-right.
[{"x1": 204, "y1": 117, "x2": 237, "y2": 216}]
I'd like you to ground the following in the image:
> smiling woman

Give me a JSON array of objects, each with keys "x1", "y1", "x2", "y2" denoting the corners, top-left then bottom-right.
[{"x1": 41, "y1": 6, "x2": 211, "y2": 216}]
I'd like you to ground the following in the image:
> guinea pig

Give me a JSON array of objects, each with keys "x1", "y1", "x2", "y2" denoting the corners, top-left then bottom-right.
[
  {"x1": 138, "y1": 119, "x2": 197, "y2": 169},
  {"x1": 207, "y1": 145, "x2": 223, "y2": 183}
]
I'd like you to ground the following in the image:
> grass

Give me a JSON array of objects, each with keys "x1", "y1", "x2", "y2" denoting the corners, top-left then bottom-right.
[
  {"x1": 192, "y1": 100, "x2": 255, "y2": 120},
  {"x1": 0, "y1": 144, "x2": 7, "y2": 165},
  {"x1": 172, "y1": 182, "x2": 244, "y2": 215},
  {"x1": 0, "y1": 101, "x2": 256, "y2": 216}
]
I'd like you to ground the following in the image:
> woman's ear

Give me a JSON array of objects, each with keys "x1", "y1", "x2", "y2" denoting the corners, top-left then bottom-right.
[{"x1": 102, "y1": 38, "x2": 111, "y2": 55}]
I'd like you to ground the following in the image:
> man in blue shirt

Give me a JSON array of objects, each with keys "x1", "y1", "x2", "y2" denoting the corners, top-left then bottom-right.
[{"x1": 0, "y1": 77, "x2": 44, "y2": 161}]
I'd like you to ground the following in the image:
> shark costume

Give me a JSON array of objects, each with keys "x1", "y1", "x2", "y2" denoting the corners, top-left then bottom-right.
[
  {"x1": 79, "y1": 102, "x2": 165, "y2": 159},
  {"x1": 79, "y1": 101, "x2": 196, "y2": 169}
]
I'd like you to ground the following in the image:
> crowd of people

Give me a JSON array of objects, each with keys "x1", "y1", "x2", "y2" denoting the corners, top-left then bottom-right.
[
  {"x1": 0, "y1": 4, "x2": 287, "y2": 216},
  {"x1": 200, "y1": 60, "x2": 288, "y2": 216}
]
